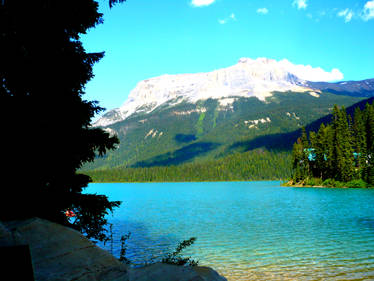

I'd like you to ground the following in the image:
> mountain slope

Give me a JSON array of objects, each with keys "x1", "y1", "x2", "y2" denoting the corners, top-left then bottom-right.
[
  {"x1": 84, "y1": 92, "x2": 366, "y2": 170},
  {"x1": 83, "y1": 97, "x2": 374, "y2": 182},
  {"x1": 84, "y1": 58, "x2": 374, "y2": 171}
]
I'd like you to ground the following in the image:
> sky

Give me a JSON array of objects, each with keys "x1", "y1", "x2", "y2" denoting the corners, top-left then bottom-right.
[{"x1": 81, "y1": 0, "x2": 374, "y2": 116}]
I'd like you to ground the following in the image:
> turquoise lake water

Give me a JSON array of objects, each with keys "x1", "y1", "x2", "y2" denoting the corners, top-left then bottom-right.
[{"x1": 86, "y1": 181, "x2": 374, "y2": 280}]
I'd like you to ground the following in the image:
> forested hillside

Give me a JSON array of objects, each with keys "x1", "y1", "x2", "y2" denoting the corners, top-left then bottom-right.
[
  {"x1": 83, "y1": 91, "x2": 365, "y2": 170},
  {"x1": 84, "y1": 149, "x2": 291, "y2": 182},
  {"x1": 82, "y1": 97, "x2": 374, "y2": 183}
]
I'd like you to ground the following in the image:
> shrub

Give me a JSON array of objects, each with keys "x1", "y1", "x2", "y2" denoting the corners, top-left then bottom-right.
[
  {"x1": 305, "y1": 177, "x2": 322, "y2": 186},
  {"x1": 162, "y1": 237, "x2": 199, "y2": 266},
  {"x1": 346, "y1": 179, "x2": 368, "y2": 188},
  {"x1": 119, "y1": 232, "x2": 131, "y2": 264},
  {"x1": 322, "y1": 178, "x2": 334, "y2": 187}
]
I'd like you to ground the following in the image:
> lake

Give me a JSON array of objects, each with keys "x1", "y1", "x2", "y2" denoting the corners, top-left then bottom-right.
[{"x1": 86, "y1": 181, "x2": 374, "y2": 280}]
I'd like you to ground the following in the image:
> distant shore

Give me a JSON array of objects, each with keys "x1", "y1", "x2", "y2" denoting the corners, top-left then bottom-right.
[
  {"x1": 282, "y1": 179, "x2": 373, "y2": 189},
  {"x1": 89, "y1": 179, "x2": 283, "y2": 184}
]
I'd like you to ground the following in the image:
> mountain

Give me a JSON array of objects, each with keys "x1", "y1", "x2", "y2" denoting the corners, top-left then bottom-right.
[
  {"x1": 307, "y1": 79, "x2": 374, "y2": 97},
  {"x1": 85, "y1": 58, "x2": 374, "y2": 170},
  {"x1": 95, "y1": 58, "x2": 320, "y2": 127}
]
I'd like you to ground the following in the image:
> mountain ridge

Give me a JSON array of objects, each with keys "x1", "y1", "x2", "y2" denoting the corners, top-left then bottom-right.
[
  {"x1": 307, "y1": 78, "x2": 374, "y2": 97},
  {"x1": 95, "y1": 57, "x2": 347, "y2": 127}
]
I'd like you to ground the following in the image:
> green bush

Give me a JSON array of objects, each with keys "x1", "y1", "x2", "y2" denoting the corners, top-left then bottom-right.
[
  {"x1": 305, "y1": 177, "x2": 322, "y2": 186},
  {"x1": 334, "y1": 181, "x2": 346, "y2": 188},
  {"x1": 322, "y1": 178, "x2": 334, "y2": 187},
  {"x1": 346, "y1": 179, "x2": 368, "y2": 188},
  {"x1": 321, "y1": 179, "x2": 345, "y2": 187},
  {"x1": 321, "y1": 178, "x2": 368, "y2": 188}
]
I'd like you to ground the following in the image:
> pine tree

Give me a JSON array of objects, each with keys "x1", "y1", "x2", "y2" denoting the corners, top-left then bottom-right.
[
  {"x1": 312, "y1": 124, "x2": 327, "y2": 179},
  {"x1": 291, "y1": 128, "x2": 311, "y2": 182},
  {"x1": 309, "y1": 131, "x2": 319, "y2": 177},
  {"x1": 353, "y1": 107, "x2": 367, "y2": 177},
  {"x1": 337, "y1": 106, "x2": 354, "y2": 181},
  {"x1": 292, "y1": 139, "x2": 304, "y2": 182},
  {"x1": 323, "y1": 124, "x2": 335, "y2": 180},
  {"x1": 290, "y1": 102, "x2": 374, "y2": 185},
  {"x1": 365, "y1": 103, "x2": 374, "y2": 184},
  {"x1": 0, "y1": 0, "x2": 126, "y2": 241}
]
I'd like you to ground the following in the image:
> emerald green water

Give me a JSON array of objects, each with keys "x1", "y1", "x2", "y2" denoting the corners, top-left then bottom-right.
[{"x1": 87, "y1": 181, "x2": 374, "y2": 280}]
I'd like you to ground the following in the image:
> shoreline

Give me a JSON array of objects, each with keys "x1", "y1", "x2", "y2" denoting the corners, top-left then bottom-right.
[
  {"x1": 283, "y1": 184, "x2": 349, "y2": 188},
  {"x1": 282, "y1": 181, "x2": 373, "y2": 189},
  {"x1": 88, "y1": 179, "x2": 286, "y2": 184}
]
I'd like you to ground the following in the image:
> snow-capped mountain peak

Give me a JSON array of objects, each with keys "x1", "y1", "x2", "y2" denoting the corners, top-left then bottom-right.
[{"x1": 94, "y1": 58, "x2": 338, "y2": 127}]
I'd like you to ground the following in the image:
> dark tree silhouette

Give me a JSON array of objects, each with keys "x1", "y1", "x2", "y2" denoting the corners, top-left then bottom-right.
[
  {"x1": 291, "y1": 103, "x2": 374, "y2": 186},
  {"x1": 110, "y1": 0, "x2": 127, "y2": 8},
  {"x1": 0, "y1": 0, "x2": 126, "y2": 241}
]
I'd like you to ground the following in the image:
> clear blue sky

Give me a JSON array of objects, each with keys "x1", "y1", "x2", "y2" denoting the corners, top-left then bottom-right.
[{"x1": 81, "y1": 0, "x2": 374, "y2": 114}]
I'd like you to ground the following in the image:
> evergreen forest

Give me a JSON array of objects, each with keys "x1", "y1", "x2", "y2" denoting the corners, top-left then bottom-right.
[
  {"x1": 290, "y1": 102, "x2": 374, "y2": 187},
  {"x1": 83, "y1": 149, "x2": 291, "y2": 182}
]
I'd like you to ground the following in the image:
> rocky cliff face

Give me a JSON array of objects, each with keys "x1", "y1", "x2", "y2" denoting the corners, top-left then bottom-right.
[
  {"x1": 95, "y1": 58, "x2": 317, "y2": 127},
  {"x1": 94, "y1": 58, "x2": 374, "y2": 128},
  {"x1": 0, "y1": 218, "x2": 227, "y2": 281}
]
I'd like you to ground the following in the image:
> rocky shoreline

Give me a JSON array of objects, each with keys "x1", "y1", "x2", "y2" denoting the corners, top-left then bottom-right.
[{"x1": 0, "y1": 218, "x2": 227, "y2": 281}]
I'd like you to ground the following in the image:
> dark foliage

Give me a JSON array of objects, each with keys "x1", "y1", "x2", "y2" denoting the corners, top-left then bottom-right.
[
  {"x1": 175, "y1": 134, "x2": 197, "y2": 144},
  {"x1": 291, "y1": 102, "x2": 374, "y2": 186},
  {"x1": 162, "y1": 237, "x2": 199, "y2": 266},
  {"x1": 133, "y1": 142, "x2": 220, "y2": 167},
  {"x1": 119, "y1": 232, "x2": 131, "y2": 264},
  {"x1": 109, "y1": 0, "x2": 127, "y2": 8},
  {"x1": 0, "y1": 1, "x2": 123, "y2": 240}
]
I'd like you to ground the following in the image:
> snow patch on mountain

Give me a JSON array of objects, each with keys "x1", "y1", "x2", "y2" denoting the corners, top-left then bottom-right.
[
  {"x1": 94, "y1": 57, "x2": 341, "y2": 127},
  {"x1": 309, "y1": 91, "x2": 320, "y2": 98},
  {"x1": 286, "y1": 112, "x2": 300, "y2": 120},
  {"x1": 217, "y1": 98, "x2": 237, "y2": 111},
  {"x1": 245, "y1": 117, "x2": 271, "y2": 125},
  {"x1": 145, "y1": 129, "x2": 163, "y2": 139},
  {"x1": 172, "y1": 107, "x2": 207, "y2": 116}
]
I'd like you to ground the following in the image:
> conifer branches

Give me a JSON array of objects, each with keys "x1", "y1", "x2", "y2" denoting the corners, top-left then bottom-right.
[{"x1": 291, "y1": 102, "x2": 374, "y2": 186}]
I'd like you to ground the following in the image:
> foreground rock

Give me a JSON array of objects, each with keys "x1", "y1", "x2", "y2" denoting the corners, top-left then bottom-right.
[
  {"x1": 0, "y1": 217, "x2": 129, "y2": 281},
  {"x1": 129, "y1": 263, "x2": 227, "y2": 281},
  {"x1": 0, "y1": 218, "x2": 227, "y2": 281}
]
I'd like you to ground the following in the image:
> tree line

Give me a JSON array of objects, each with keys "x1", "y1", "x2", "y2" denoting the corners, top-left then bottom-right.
[
  {"x1": 291, "y1": 102, "x2": 374, "y2": 187},
  {"x1": 83, "y1": 149, "x2": 292, "y2": 182}
]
